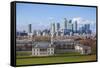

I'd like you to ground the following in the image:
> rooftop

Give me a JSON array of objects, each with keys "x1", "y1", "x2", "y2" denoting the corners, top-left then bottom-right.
[{"x1": 32, "y1": 42, "x2": 52, "y2": 48}]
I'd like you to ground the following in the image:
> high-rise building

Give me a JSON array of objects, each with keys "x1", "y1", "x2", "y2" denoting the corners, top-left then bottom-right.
[
  {"x1": 72, "y1": 24, "x2": 73, "y2": 32},
  {"x1": 69, "y1": 19, "x2": 72, "y2": 23},
  {"x1": 67, "y1": 20, "x2": 73, "y2": 31},
  {"x1": 84, "y1": 24, "x2": 91, "y2": 34},
  {"x1": 51, "y1": 23, "x2": 55, "y2": 44},
  {"x1": 28, "y1": 24, "x2": 32, "y2": 33},
  {"x1": 51, "y1": 23, "x2": 55, "y2": 33},
  {"x1": 73, "y1": 21, "x2": 77, "y2": 33},
  {"x1": 56, "y1": 23, "x2": 60, "y2": 31},
  {"x1": 63, "y1": 19, "x2": 73, "y2": 35},
  {"x1": 84, "y1": 24, "x2": 90, "y2": 31},
  {"x1": 75, "y1": 21, "x2": 77, "y2": 32},
  {"x1": 79, "y1": 24, "x2": 91, "y2": 34},
  {"x1": 64, "y1": 18, "x2": 67, "y2": 29},
  {"x1": 55, "y1": 23, "x2": 61, "y2": 36},
  {"x1": 79, "y1": 25, "x2": 85, "y2": 34}
]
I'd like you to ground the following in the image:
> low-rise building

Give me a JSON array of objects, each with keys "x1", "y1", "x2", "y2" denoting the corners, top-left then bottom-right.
[
  {"x1": 75, "y1": 44, "x2": 91, "y2": 54},
  {"x1": 32, "y1": 42, "x2": 54, "y2": 56}
]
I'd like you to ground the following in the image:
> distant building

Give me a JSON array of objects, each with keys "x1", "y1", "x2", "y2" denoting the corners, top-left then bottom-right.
[
  {"x1": 67, "y1": 20, "x2": 73, "y2": 31},
  {"x1": 28, "y1": 24, "x2": 32, "y2": 33},
  {"x1": 73, "y1": 21, "x2": 77, "y2": 33},
  {"x1": 16, "y1": 32, "x2": 20, "y2": 36},
  {"x1": 56, "y1": 23, "x2": 60, "y2": 31},
  {"x1": 51, "y1": 23, "x2": 56, "y2": 38},
  {"x1": 79, "y1": 24, "x2": 91, "y2": 34},
  {"x1": 33, "y1": 30, "x2": 37, "y2": 36},
  {"x1": 84, "y1": 24, "x2": 91, "y2": 34},
  {"x1": 16, "y1": 31, "x2": 28, "y2": 37},
  {"x1": 63, "y1": 19, "x2": 73, "y2": 35},
  {"x1": 51, "y1": 23, "x2": 55, "y2": 33},
  {"x1": 42, "y1": 29, "x2": 50, "y2": 36},
  {"x1": 28, "y1": 24, "x2": 33, "y2": 39},
  {"x1": 84, "y1": 24, "x2": 90, "y2": 31},
  {"x1": 36, "y1": 30, "x2": 42, "y2": 36},
  {"x1": 55, "y1": 23, "x2": 60, "y2": 36},
  {"x1": 63, "y1": 18, "x2": 67, "y2": 29}
]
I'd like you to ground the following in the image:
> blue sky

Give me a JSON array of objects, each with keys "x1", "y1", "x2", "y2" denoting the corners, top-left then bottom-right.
[{"x1": 16, "y1": 3, "x2": 96, "y2": 32}]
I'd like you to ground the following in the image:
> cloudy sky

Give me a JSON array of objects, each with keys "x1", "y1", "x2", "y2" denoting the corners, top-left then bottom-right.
[{"x1": 16, "y1": 3, "x2": 97, "y2": 32}]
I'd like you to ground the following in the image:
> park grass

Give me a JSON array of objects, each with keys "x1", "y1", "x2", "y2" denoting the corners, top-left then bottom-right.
[
  {"x1": 16, "y1": 51, "x2": 82, "y2": 59},
  {"x1": 16, "y1": 54, "x2": 96, "y2": 65},
  {"x1": 16, "y1": 51, "x2": 32, "y2": 56}
]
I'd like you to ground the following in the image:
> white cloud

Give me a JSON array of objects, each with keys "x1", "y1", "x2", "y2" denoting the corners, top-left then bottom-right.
[
  {"x1": 72, "y1": 17, "x2": 96, "y2": 32},
  {"x1": 72, "y1": 17, "x2": 94, "y2": 25},
  {"x1": 48, "y1": 17, "x2": 55, "y2": 22}
]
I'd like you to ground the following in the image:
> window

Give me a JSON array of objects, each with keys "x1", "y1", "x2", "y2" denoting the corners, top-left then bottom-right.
[
  {"x1": 40, "y1": 48, "x2": 47, "y2": 51},
  {"x1": 51, "y1": 48, "x2": 53, "y2": 51},
  {"x1": 34, "y1": 52, "x2": 35, "y2": 55},
  {"x1": 51, "y1": 52, "x2": 54, "y2": 54}
]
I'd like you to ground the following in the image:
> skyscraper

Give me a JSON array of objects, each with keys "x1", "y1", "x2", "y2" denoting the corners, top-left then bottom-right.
[
  {"x1": 56, "y1": 23, "x2": 60, "y2": 31},
  {"x1": 67, "y1": 20, "x2": 73, "y2": 31},
  {"x1": 75, "y1": 21, "x2": 77, "y2": 32},
  {"x1": 69, "y1": 19, "x2": 72, "y2": 23},
  {"x1": 73, "y1": 21, "x2": 77, "y2": 33},
  {"x1": 64, "y1": 18, "x2": 67, "y2": 29},
  {"x1": 29, "y1": 24, "x2": 32, "y2": 33},
  {"x1": 51, "y1": 23, "x2": 55, "y2": 33},
  {"x1": 56, "y1": 23, "x2": 61, "y2": 36},
  {"x1": 51, "y1": 23, "x2": 55, "y2": 44},
  {"x1": 84, "y1": 24, "x2": 91, "y2": 34},
  {"x1": 63, "y1": 18, "x2": 73, "y2": 35},
  {"x1": 79, "y1": 24, "x2": 91, "y2": 34},
  {"x1": 84, "y1": 24, "x2": 90, "y2": 31}
]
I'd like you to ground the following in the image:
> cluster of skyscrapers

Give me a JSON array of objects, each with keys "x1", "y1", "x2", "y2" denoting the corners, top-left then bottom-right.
[
  {"x1": 51, "y1": 18, "x2": 91, "y2": 36},
  {"x1": 16, "y1": 18, "x2": 92, "y2": 37}
]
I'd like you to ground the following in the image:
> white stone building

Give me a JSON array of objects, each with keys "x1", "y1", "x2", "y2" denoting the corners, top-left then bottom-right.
[
  {"x1": 75, "y1": 44, "x2": 91, "y2": 54},
  {"x1": 32, "y1": 42, "x2": 54, "y2": 56}
]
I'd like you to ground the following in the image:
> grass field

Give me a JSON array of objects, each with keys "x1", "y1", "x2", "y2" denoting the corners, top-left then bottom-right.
[
  {"x1": 16, "y1": 53, "x2": 96, "y2": 65},
  {"x1": 16, "y1": 51, "x2": 82, "y2": 58}
]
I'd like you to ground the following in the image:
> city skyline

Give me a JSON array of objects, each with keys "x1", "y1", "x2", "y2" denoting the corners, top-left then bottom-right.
[{"x1": 16, "y1": 3, "x2": 96, "y2": 32}]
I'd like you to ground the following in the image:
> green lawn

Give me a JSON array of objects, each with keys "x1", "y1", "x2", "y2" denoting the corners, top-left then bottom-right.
[
  {"x1": 16, "y1": 54, "x2": 96, "y2": 65},
  {"x1": 16, "y1": 51, "x2": 32, "y2": 56}
]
